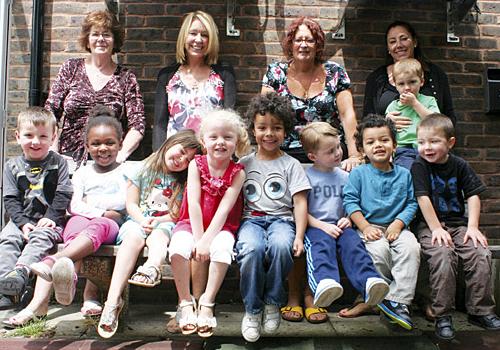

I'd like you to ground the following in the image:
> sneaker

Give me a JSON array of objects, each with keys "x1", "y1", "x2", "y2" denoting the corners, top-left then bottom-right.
[
  {"x1": 0, "y1": 294, "x2": 15, "y2": 310},
  {"x1": 0, "y1": 266, "x2": 29, "y2": 296},
  {"x1": 365, "y1": 277, "x2": 389, "y2": 306},
  {"x1": 241, "y1": 312, "x2": 262, "y2": 343},
  {"x1": 313, "y1": 279, "x2": 343, "y2": 308},
  {"x1": 52, "y1": 257, "x2": 77, "y2": 305},
  {"x1": 468, "y1": 314, "x2": 500, "y2": 330},
  {"x1": 435, "y1": 315, "x2": 455, "y2": 340},
  {"x1": 262, "y1": 304, "x2": 280, "y2": 333},
  {"x1": 377, "y1": 299, "x2": 414, "y2": 330}
]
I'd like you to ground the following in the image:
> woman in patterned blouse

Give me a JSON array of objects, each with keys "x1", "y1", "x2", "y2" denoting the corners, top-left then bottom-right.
[
  {"x1": 261, "y1": 17, "x2": 361, "y2": 170},
  {"x1": 261, "y1": 17, "x2": 362, "y2": 325},
  {"x1": 45, "y1": 10, "x2": 145, "y2": 166},
  {"x1": 152, "y1": 10, "x2": 236, "y2": 151}
]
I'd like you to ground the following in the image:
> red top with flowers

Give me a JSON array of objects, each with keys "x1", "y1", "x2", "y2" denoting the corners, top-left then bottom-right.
[
  {"x1": 166, "y1": 69, "x2": 224, "y2": 138},
  {"x1": 174, "y1": 155, "x2": 244, "y2": 236}
]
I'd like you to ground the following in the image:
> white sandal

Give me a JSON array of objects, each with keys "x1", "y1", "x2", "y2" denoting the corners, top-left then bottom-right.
[
  {"x1": 30, "y1": 256, "x2": 57, "y2": 282},
  {"x1": 97, "y1": 298, "x2": 124, "y2": 338},
  {"x1": 197, "y1": 295, "x2": 216, "y2": 338},
  {"x1": 178, "y1": 296, "x2": 197, "y2": 335}
]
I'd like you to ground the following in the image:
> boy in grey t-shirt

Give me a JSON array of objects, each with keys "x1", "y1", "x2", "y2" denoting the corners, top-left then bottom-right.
[
  {"x1": 300, "y1": 122, "x2": 388, "y2": 309},
  {"x1": 236, "y1": 93, "x2": 310, "y2": 343}
]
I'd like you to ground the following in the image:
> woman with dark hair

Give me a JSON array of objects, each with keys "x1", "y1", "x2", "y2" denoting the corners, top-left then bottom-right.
[
  {"x1": 153, "y1": 10, "x2": 236, "y2": 151},
  {"x1": 363, "y1": 20, "x2": 456, "y2": 127},
  {"x1": 261, "y1": 17, "x2": 362, "y2": 325},
  {"x1": 45, "y1": 10, "x2": 145, "y2": 166},
  {"x1": 261, "y1": 17, "x2": 361, "y2": 170}
]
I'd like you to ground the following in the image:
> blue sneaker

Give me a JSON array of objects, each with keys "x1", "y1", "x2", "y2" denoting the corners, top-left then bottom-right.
[{"x1": 377, "y1": 299, "x2": 414, "y2": 330}]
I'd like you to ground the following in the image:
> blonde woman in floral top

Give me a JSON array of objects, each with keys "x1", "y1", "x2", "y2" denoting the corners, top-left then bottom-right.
[
  {"x1": 45, "y1": 10, "x2": 145, "y2": 166},
  {"x1": 153, "y1": 11, "x2": 236, "y2": 151}
]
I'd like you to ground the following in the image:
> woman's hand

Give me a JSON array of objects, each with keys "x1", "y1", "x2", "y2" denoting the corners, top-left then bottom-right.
[
  {"x1": 386, "y1": 111, "x2": 412, "y2": 132},
  {"x1": 341, "y1": 156, "x2": 363, "y2": 172}
]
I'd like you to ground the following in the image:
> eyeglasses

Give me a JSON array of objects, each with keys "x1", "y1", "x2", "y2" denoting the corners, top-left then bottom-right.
[
  {"x1": 89, "y1": 32, "x2": 113, "y2": 40},
  {"x1": 293, "y1": 37, "x2": 316, "y2": 45}
]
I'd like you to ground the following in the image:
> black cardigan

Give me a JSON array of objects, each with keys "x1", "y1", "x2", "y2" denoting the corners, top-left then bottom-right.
[
  {"x1": 363, "y1": 62, "x2": 456, "y2": 126},
  {"x1": 152, "y1": 62, "x2": 237, "y2": 151}
]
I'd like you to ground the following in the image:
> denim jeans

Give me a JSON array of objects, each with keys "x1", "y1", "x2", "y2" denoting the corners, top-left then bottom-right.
[
  {"x1": 236, "y1": 216, "x2": 295, "y2": 314},
  {"x1": 394, "y1": 147, "x2": 418, "y2": 170}
]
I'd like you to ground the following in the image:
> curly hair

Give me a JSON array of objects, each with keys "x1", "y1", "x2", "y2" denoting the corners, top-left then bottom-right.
[
  {"x1": 78, "y1": 10, "x2": 124, "y2": 54},
  {"x1": 355, "y1": 114, "x2": 397, "y2": 160},
  {"x1": 245, "y1": 92, "x2": 294, "y2": 135},
  {"x1": 85, "y1": 105, "x2": 123, "y2": 143},
  {"x1": 282, "y1": 17, "x2": 325, "y2": 64}
]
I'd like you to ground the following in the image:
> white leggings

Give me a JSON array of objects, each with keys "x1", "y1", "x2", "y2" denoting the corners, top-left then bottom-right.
[{"x1": 168, "y1": 230, "x2": 235, "y2": 265}]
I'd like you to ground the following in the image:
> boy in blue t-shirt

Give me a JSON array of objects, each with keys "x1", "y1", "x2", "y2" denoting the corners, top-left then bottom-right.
[
  {"x1": 343, "y1": 114, "x2": 420, "y2": 330},
  {"x1": 300, "y1": 122, "x2": 389, "y2": 309}
]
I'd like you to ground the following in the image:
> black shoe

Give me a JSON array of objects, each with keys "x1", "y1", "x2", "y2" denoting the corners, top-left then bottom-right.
[
  {"x1": 0, "y1": 294, "x2": 15, "y2": 310},
  {"x1": 435, "y1": 315, "x2": 455, "y2": 340},
  {"x1": 468, "y1": 314, "x2": 500, "y2": 330},
  {"x1": 0, "y1": 267, "x2": 29, "y2": 296},
  {"x1": 377, "y1": 299, "x2": 414, "y2": 330}
]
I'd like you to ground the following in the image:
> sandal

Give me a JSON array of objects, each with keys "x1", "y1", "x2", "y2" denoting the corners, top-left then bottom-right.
[
  {"x1": 128, "y1": 265, "x2": 161, "y2": 288},
  {"x1": 2, "y1": 308, "x2": 47, "y2": 329},
  {"x1": 197, "y1": 295, "x2": 216, "y2": 338},
  {"x1": 30, "y1": 256, "x2": 57, "y2": 282},
  {"x1": 97, "y1": 298, "x2": 124, "y2": 338},
  {"x1": 305, "y1": 307, "x2": 329, "y2": 324},
  {"x1": 280, "y1": 305, "x2": 304, "y2": 322},
  {"x1": 178, "y1": 296, "x2": 197, "y2": 335},
  {"x1": 81, "y1": 300, "x2": 103, "y2": 318}
]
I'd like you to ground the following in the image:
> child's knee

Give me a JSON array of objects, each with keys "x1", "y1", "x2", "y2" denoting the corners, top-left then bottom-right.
[
  {"x1": 210, "y1": 231, "x2": 234, "y2": 264},
  {"x1": 168, "y1": 231, "x2": 193, "y2": 261}
]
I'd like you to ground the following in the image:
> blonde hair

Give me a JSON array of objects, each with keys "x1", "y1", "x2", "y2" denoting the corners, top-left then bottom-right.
[
  {"x1": 176, "y1": 11, "x2": 219, "y2": 65},
  {"x1": 140, "y1": 129, "x2": 202, "y2": 219},
  {"x1": 393, "y1": 58, "x2": 424, "y2": 81},
  {"x1": 300, "y1": 122, "x2": 339, "y2": 153},
  {"x1": 199, "y1": 109, "x2": 251, "y2": 158},
  {"x1": 17, "y1": 107, "x2": 57, "y2": 133}
]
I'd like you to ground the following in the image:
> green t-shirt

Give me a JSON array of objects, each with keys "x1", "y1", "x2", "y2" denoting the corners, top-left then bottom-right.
[{"x1": 385, "y1": 93, "x2": 439, "y2": 148}]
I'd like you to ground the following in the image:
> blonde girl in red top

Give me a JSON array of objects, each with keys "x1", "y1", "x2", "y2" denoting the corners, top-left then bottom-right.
[{"x1": 169, "y1": 110, "x2": 250, "y2": 337}]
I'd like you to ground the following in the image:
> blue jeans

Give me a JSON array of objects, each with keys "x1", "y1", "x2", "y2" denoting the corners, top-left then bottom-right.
[
  {"x1": 236, "y1": 216, "x2": 295, "y2": 314},
  {"x1": 394, "y1": 147, "x2": 418, "y2": 170}
]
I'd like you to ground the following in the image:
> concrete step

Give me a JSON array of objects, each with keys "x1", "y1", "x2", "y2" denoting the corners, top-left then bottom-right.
[{"x1": 0, "y1": 303, "x2": 490, "y2": 340}]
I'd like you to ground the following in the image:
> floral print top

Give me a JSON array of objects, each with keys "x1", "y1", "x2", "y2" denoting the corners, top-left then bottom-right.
[
  {"x1": 166, "y1": 69, "x2": 224, "y2": 138},
  {"x1": 262, "y1": 61, "x2": 351, "y2": 149},
  {"x1": 44, "y1": 58, "x2": 145, "y2": 165}
]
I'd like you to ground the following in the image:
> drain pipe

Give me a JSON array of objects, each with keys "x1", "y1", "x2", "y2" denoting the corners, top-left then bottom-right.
[{"x1": 28, "y1": 0, "x2": 44, "y2": 106}]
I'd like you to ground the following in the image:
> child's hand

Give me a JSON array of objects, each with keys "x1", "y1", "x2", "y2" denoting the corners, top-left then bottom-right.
[
  {"x1": 36, "y1": 218, "x2": 56, "y2": 228},
  {"x1": 140, "y1": 217, "x2": 156, "y2": 234},
  {"x1": 292, "y1": 237, "x2": 304, "y2": 257},
  {"x1": 194, "y1": 239, "x2": 210, "y2": 262},
  {"x1": 464, "y1": 227, "x2": 488, "y2": 249},
  {"x1": 363, "y1": 225, "x2": 383, "y2": 241},
  {"x1": 431, "y1": 227, "x2": 453, "y2": 247},
  {"x1": 337, "y1": 217, "x2": 352, "y2": 230},
  {"x1": 385, "y1": 222, "x2": 402, "y2": 242},
  {"x1": 399, "y1": 92, "x2": 417, "y2": 107},
  {"x1": 320, "y1": 222, "x2": 343, "y2": 239},
  {"x1": 21, "y1": 223, "x2": 35, "y2": 240}
]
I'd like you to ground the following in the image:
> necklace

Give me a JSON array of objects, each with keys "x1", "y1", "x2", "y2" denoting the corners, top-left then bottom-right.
[{"x1": 183, "y1": 66, "x2": 206, "y2": 91}]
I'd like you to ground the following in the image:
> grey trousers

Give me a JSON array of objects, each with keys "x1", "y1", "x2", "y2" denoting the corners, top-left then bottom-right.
[
  {"x1": 358, "y1": 226, "x2": 421, "y2": 305},
  {"x1": 0, "y1": 221, "x2": 62, "y2": 277},
  {"x1": 417, "y1": 223, "x2": 496, "y2": 317}
]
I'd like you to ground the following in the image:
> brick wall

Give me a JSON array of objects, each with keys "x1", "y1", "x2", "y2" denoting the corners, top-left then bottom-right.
[{"x1": 6, "y1": 0, "x2": 500, "y2": 238}]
